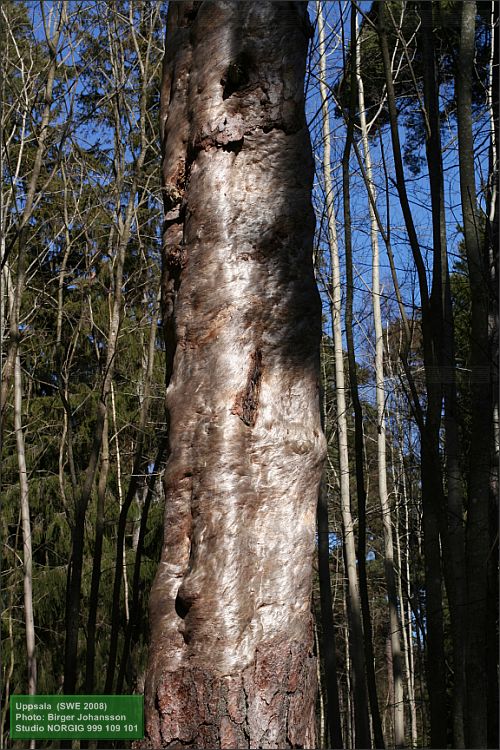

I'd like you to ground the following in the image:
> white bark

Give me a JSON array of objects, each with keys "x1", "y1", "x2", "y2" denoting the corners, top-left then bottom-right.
[
  {"x1": 110, "y1": 379, "x2": 129, "y2": 624},
  {"x1": 316, "y1": 4, "x2": 370, "y2": 747},
  {"x1": 14, "y1": 353, "x2": 37, "y2": 703},
  {"x1": 355, "y1": 10, "x2": 405, "y2": 746}
]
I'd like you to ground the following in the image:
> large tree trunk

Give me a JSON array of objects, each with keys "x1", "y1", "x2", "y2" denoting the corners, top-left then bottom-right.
[{"x1": 142, "y1": 3, "x2": 325, "y2": 748}]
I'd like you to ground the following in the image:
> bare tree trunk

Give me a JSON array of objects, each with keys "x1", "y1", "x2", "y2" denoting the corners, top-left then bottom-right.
[
  {"x1": 485, "y1": 5, "x2": 499, "y2": 748},
  {"x1": 456, "y1": 3, "x2": 492, "y2": 746},
  {"x1": 84, "y1": 409, "x2": 109, "y2": 693},
  {"x1": 0, "y1": 586, "x2": 15, "y2": 749},
  {"x1": 141, "y1": 3, "x2": 325, "y2": 747},
  {"x1": 316, "y1": 4, "x2": 371, "y2": 747},
  {"x1": 317, "y1": 479, "x2": 344, "y2": 749},
  {"x1": 103, "y1": 1, "x2": 160, "y2": 690},
  {"x1": 420, "y1": 5, "x2": 466, "y2": 746},
  {"x1": 116, "y1": 445, "x2": 166, "y2": 694},
  {"x1": 1, "y1": 3, "x2": 64, "y2": 422},
  {"x1": 14, "y1": 352, "x2": 37, "y2": 705},
  {"x1": 110, "y1": 380, "x2": 129, "y2": 624},
  {"x1": 343, "y1": 603, "x2": 353, "y2": 750},
  {"x1": 314, "y1": 618, "x2": 326, "y2": 749},
  {"x1": 354, "y1": 8, "x2": 405, "y2": 746},
  {"x1": 395, "y1": 480, "x2": 417, "y2": 749},
  {"x1": 115, "y1": 293, "x2": 162, "y2": 693},
  {"x1": 342, "y1": 9, "x2": 384, "y2": 748},
  {"x1": 388, "y1": 335, "x2": 419, "y2": 748},
  {"x1": 378, "y1": 5, "x2": 448, "y2": 745},
  {"x1": 64, "y1": 0, "x2": 151, "y2": 693}
]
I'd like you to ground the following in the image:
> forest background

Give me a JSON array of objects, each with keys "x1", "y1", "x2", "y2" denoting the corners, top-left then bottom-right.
[{"x1": 1, "y1": 1, "x2": 498, "y2": 749}]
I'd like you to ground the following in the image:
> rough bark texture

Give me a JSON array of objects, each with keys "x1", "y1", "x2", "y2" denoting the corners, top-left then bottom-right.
[{"x1": 141, "y1": 3, "x2": 325, "y2": 748}]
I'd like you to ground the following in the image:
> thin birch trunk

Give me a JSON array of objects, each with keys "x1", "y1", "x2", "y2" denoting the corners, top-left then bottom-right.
[
  {"x1": 84, "y1": 409, "x2": 109, "y2": 693},
  {"x1": 14, "y1": 353, "x2": 37, "y2": 709},
  {"x1": 344, "y1": 594, "x2": 353, "y2": 750},
  {"x1": 393, "y1": 361, "x2": 420, "y2": 748},
  {"x1": 355, "y1": 9, "x2": 404, "y2": 745},
  {"x1": 394, "y1": 492, "x2": 415, "y2": 749},
  {"x1": 317, "y1": 3, "x2": 371, "y2": 747},
  {"x1": 110, "y1": 379, "x2": 129, "y2": 625}
]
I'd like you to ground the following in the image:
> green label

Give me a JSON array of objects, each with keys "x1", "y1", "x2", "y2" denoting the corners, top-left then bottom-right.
[{"x1": 10, "y1": 695, "x2": 144, "y2": 740}]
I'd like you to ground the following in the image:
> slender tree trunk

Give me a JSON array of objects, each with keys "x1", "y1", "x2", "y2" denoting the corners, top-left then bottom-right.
[
  {"x1": 456, "y1": 3, "x2": 492, "y2": 746},
  {"x1": 317, "y1": 479, "x2": 344, "y2": 749},
  {"x1": 84, "y1": 410, "x2": 109, "y2": 693},
  {"x1": 342, "y1": 14, "x2": 384, "y2": 744},
  {"x1": 384, "y1": 631, "x2": 394, "y2": 744},
  {"x1": 116, "y1": 445, "x2": 166, "y2": 694},
  {"x1": 115, "y1": 299, "x2": 162, "y2": 693},
  {"x1": 378, "y1": 5, "x2": 448, "y2": 745},
  {"x1": 0, "y1": 587, "x2": 15, "y2": 750},
  {"x1": 314, "y1": 618, "x2": 326, "y2": 749},
  {"x1": 14, "y1": 353, "x2": 37, "y2": 702},
  {"x1": 395, "y1": 480, "x2": 418, "y2": 749},
  {"x1": 420, "y1": 5, "x2": 466, "y2": 746},
  {"x1": 102, "y1": 6, "x2": 155, "y2": 689},
  {"x1": 141, "y1": 3, "x2": 325, "y2": 747},
  {"x1": 1, "y1": 7, "x2": 63, "y2": 422},
  {"x1": 65, "y1": 8, "x2": 149, "y2": 688},
  {"x1": 355, "y1": 9, "x2": 404, "y2": 745},
  {"x1": 110, "y1": 380, "x2": 129, "y2": 624},
  {"x1": 316, "y1": 4, "x2": 371, "y2": 747},
  {"x1": 343, "y1": 604, "x2": 354, "y2": 750},
  {"x1": 388, "y1": 338, "x2": 419, "y2": 749},
  {"x1": 485, "y1": 5, "x2": 499, "y2": 747}
]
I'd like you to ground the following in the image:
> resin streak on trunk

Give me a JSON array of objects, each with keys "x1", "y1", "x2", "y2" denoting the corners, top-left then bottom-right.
[{"x1": 142, "y1": 2, "x2": 325, "y2": 748}]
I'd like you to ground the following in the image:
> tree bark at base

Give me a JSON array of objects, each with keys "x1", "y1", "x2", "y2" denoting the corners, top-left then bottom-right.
[{"x1": 141, "y1": 637, "x2": 316, "y2": 749}]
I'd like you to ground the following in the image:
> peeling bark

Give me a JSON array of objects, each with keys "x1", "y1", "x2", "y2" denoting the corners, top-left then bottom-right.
[{"x1": 141, "y1": 3, "x2": 325, "y2": 748}]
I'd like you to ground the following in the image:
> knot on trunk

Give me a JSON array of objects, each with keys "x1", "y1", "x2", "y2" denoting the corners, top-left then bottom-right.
[{"x1": 231, "y1": 348, "x2": 263, "y2": 427}]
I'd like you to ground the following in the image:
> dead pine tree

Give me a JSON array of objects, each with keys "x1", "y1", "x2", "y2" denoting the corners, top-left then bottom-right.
[{"x1": 140, "y1": 2, "x2": 326, "y2": 748}]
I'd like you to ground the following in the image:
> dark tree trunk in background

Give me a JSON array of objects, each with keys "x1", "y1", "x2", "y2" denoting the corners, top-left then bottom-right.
[
  {"x1": 378, "y1": 4, "x2": 448, "y2": 746},
  {"x1": 141, "y1": 2, "x2": 325, "y2": 748},
  {"x1": 420, "y1": 5, "x2": 466, "y2": 745},
  {"x1": 486, "y1": 9, "x2": 499, "y2": 747},
  {"x1": 456, "y1": 2, "x2": 493, "y2": 747},
  {"x1": 317, "y1": 481, "x2": 344, "y2": 750}
]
